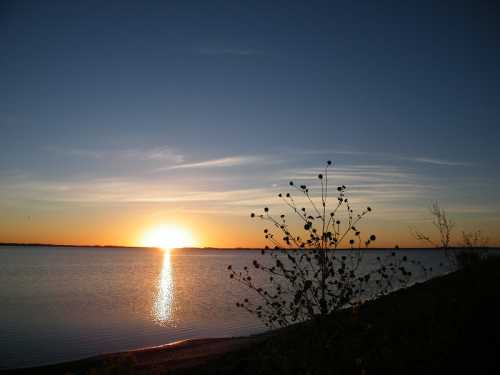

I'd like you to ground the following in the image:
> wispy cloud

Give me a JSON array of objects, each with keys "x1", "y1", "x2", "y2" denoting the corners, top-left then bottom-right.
[
  {"x1": 0, "y1": 174, "x2": 274, "y2": 209},
  {"x1": 53, "y1": 146, "x2": 184, "y2": 163},
  {"x1": 163, "y1": 156, "x2": 264, "y2": 170},
  {"x1": 298, "y1": 149, "x2": 470, "y2": 167},
  {"x1": 195, "y1": 47, "x2": 262, "y2": 56},
  {"x1": 283, "y1": 165, "x2": 416, "y2": 184},
  {"x1": 406, "y1": 157, "x2": 470, "y2": 166},
  {"x1": 16, "y1": 163, "x2": 414, "y2": 206},
  {"x1": 66, "y1": 149, "x2": 104, "y2": 159},
  {"x1": 1, "y1": 161, "x2": 496, "y2": 220}
]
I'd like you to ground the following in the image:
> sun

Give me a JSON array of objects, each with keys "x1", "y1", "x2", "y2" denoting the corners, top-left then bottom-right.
[{"x1": 140, "y1": 224, "x2": 196, "y2": 250}]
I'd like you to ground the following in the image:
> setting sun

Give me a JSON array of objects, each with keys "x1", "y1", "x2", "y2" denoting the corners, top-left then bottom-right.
[{"x1": 140, "y1": 225, "x2": 196, "y2": 250}]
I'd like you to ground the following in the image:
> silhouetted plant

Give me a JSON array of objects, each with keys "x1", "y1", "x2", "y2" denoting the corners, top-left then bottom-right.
[
  {"x1": 462, "y1": 230, "x2": 488, "y2": 249},
  {"x1": 413, "y1": 202, "x2": 488, "y2": 269},
  {"x1": 412, "y1": 202, "x2": 454, "y2": 249},
  {"x1": 229, "y1": 161, "x2": 417, "y2": 328},
  {"x1": 456, "y1": 230, "x2": 489, "y2": 268}
]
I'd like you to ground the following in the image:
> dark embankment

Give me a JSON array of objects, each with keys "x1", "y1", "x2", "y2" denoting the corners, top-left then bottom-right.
[
  {"x1": 175, "y1": 258, "x2": 500, "y2": 375},
  {"x1": 4, "y1": 258, "x2": 500, "y2": 374}
]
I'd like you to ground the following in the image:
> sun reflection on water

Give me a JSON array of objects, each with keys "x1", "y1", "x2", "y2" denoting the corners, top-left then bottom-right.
[{"x1": 153, "y1": 249, "x2": 174, "y2": 325}]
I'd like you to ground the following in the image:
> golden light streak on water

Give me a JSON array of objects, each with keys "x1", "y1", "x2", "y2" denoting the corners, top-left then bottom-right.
[{"x1": 152, "y1": 249, "x2": 174, "y2": 325}]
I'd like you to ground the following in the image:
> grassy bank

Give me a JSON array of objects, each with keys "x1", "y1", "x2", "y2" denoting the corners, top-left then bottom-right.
[
  {"x1": 5, "y1": 258, "x2": 500, "y2": 374},
  {"x1": 176, "y1": 258, "x2": 500, "y2": 375}
]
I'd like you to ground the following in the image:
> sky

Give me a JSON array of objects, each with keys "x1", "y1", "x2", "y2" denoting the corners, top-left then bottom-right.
[{"x1": 1, "y1": 0, "x2": 499, "y2": 247}]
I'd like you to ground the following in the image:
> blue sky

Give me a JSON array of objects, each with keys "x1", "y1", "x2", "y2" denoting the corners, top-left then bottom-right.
[{"x1": 1, "y1": 0, "x2": 499, "y2": 246}]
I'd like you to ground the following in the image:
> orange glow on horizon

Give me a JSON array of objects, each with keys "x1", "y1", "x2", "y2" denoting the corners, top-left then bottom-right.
[
  {"x1": 140, "y1": 224, "x2": 197, "y2": 250},
  {"x1": 1, "y1": 210, "x2": 498, "y2": 249}
]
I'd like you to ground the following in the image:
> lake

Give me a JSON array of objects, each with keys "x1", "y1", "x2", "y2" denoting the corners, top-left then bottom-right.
[{"x1": 0, "y1": 246, "x2": 450, "y2": 369}]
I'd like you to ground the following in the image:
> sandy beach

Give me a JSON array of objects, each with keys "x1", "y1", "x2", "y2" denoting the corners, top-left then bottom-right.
[{"x1": 2, "y1": 335, "x2": 267, "y2": 374}]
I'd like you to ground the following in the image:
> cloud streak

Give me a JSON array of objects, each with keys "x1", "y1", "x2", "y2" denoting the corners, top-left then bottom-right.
[
  {"x1": 52, "y1": 146, "x2": 185, "y2": 163},
  {"x1": 298, "y1": 149, "x2": 471, "y2": 167},
  {"x1": 407, "y1": 157, "x2": 470, "y2": 166},
  {"x1": 163, "y1": 156, "x2": 264, "y2": 170},
  {"x1": 0, "y1": 163, "x2": 427, "y2": 205},
  {"x1": 195, "y1": 47, "x2": 262, "y2": 56},
  {"x1": 1, "y1": 152, "x2": 492, "y2": 222}
]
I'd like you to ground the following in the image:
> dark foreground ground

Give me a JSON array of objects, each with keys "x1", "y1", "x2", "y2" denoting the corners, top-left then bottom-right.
[{"x1": 4, "y1": 258, "x2": 500, "y2": 375}]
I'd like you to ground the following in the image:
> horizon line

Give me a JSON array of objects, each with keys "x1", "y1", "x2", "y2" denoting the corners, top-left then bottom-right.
[{"x1": 0, "y1": 242, "x2": 497, "y2": 250}]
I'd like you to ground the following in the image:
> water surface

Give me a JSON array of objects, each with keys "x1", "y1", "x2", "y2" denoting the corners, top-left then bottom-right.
[{"x1": 0, "y1": 246, "x2": 449, "y2": 369}]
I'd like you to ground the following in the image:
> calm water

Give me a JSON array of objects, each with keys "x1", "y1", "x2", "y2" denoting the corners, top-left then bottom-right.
[{"x1": 0, "y1": 246, "x2": 450, "y2": 369}]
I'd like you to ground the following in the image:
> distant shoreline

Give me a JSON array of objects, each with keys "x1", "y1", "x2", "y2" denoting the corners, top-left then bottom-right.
[
  {"x1": 0, "y1": 243, "x2": 264, "y2": 250},
  {"x1": 0, "y1": 243, "x2": 257, "y2": 250},
  {"x1": 0, "y1": 243, "x2": 497, "y2": 251},
  {"x1": 0, "y1": 242, "x2": 149, "y2": 249}
]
